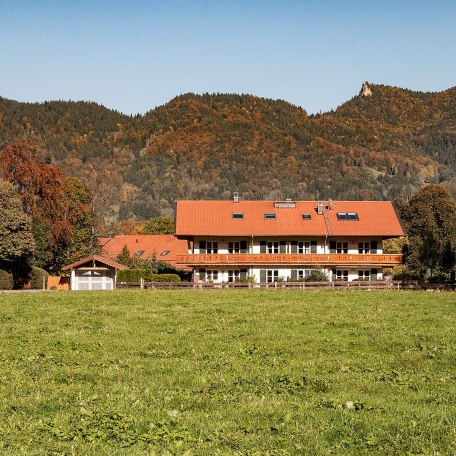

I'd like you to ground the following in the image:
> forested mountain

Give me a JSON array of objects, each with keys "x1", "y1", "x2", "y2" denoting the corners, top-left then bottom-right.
[{"x1": 1, "y1": 82, "x2": 455, "y2": 224}]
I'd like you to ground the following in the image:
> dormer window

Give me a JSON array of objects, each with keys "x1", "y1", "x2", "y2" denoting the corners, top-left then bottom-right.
[
  {"x1": 135, "y1": 250, "x2": 145, "y2": 256},
  {"x1": 264, "y1": 213, "x2": 276, "y2": 219},
  {"x1": 160, "y1": 250, "x2": 170, "y2": 256}
]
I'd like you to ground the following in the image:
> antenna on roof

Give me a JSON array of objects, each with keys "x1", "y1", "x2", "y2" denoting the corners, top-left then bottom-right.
[{"x1": 233, "y1": 192, "x2": 240, "y2": 203}]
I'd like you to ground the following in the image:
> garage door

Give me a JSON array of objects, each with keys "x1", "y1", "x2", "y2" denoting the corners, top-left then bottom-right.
[{"x1": 76, "y1": 270, "x2": 114, "y2": 290}]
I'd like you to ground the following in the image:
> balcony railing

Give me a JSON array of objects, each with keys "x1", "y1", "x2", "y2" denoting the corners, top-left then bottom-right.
[{"x1": 176, "y1": 253, "x2": 403, "y2": 266}]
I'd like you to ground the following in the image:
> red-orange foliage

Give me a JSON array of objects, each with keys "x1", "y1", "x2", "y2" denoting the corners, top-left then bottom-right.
[{"x1": 0, "y1": 141, "x2": 72, "y2": 251}]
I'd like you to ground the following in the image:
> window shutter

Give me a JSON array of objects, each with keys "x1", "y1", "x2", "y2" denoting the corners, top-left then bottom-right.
[
  {"x1": 199, "y1": 241, "x2": 206, "y2": 253},
  {"x1": 370, "y1": 241, "x2": 377, "y2": 254},
  {"x1": 330, "y1": 241, "x2": 336, "y2": 254},
  {"x1": 240, "y1": 240, "x2": 248, "y2": 253},
  {"x1": 290, "y1": 241, "x2": 298, "y2": 253},
  {"x1": 240, "y1": 269, "x2": 247, "y2": 281},
  {"x1": 311, "y1": 240, "x2": 317, "y2": 253},
  {"x1": 260, "y1": 241, "x2": 267, "y2": 253},
  {"x1": 370, "y1": 268, "x2": 377, "y2": 281},
  {"x1": 260, "y1": 269, "x2": 266, "y2": 283},
  {"x1": 279, "y1": 241, "x2": 287, "y2": 253},
  {"x1": 199, "y1": 269, "x2": 206, "y2": 281},
  {"x1": 290, "y1": 269, "x2": 297, "y2": 280}
]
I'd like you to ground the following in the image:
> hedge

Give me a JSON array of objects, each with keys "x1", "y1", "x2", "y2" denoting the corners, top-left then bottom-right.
[
  {"x1": 30, "y1": 266, "x2": 50, "y2": 289},
  {"x1": 0, "y1": 269, "x2": 14, "y2": 290},
  {"x1": 117, "y1": 269, "x2": 180, "y2": 283}
]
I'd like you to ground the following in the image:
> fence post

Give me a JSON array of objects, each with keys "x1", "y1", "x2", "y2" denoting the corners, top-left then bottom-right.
[{"x1": 140, "y1": 278, "x2": 144, "y2": 289}]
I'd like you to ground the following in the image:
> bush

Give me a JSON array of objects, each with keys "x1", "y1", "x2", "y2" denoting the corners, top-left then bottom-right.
[
  {"x1": 149, "y1": 273, "x2": 180, "y2": 282},
  {"x1": 0, "y1": 269, "x2": 14, "y2": 290},
  {"x1": 30, "y1": 266, "x2": 49, "y2": 289},
  {"x1": 117, "y1": 269, "x2": 181, "y2": 283},
  {"x1": 117, "y1": 269, "x2": 151, "y2": 282}
]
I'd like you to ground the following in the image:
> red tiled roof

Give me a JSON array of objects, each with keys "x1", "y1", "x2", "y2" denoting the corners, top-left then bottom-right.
[
  {"x1": 62, "y1": 255, "x2": 127, "y2": 271},
  {"x1": 99, "y1": 235, "x2": 191, "y2": 270},
  {"x1": 175, "y1": 200, "x2": 405, "y2": 238}
]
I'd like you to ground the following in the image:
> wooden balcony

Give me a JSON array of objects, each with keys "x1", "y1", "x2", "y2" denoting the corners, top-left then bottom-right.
[{"x1": 176, "y1": 253, "x2": 403, "y2": 266}]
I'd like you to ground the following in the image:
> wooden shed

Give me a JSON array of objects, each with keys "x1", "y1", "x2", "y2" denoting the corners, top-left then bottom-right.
[{"x1": 62, "y1": 255, "x2": 127, "y2": 291}]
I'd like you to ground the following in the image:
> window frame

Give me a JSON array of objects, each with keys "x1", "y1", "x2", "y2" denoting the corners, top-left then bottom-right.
[
  {"x1": 336, "y1": 242, "x2": 348, "y2": 254},
  {"x1": 336, "y1": 270, "x2": 349, "y2": 281},
  {"x1": 206, "y1": 241, "x2": 218, "y2": 254},
  {"x1": 358, "y1": 242, "x2": 370, "y2": 254},
  {"x1": 267, "y1": 241, "x2": 279, "y2": 254}
]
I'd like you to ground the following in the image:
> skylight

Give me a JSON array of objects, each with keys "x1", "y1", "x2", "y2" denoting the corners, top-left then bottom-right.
[
  {"x1": 160, "y1": 250, "x2": 170, "y2": 256},
  {"x1": 135, "y1": 250, "x2": 145, "y2": 256},
  {"x1": 264, "y1": 213, "x2": 276, "y2": 219},
  {"x1": 232, "y1": 213, "x2": 244, "y2": 219},
  {"x1": 302, "y1": 214, "x2": 312, "y2": 220},
  {"x1": 337, "y1": 212, "x2": 358, "y2": 221}
]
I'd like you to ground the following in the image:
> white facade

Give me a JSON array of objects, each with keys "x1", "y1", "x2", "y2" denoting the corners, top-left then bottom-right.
[
  {"x1": 191, "y1": 237, "x2": 385, "y2": 283},
  {"x1": 70, "y1": 268, "x2": 116, "y2": 290}
]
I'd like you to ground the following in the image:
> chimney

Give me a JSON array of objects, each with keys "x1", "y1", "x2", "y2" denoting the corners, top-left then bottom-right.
[
  {"x1": 233, "y1": 192, "x2": 239, "y2": 203},
  {"x1": 317, "y1": 202, "x2": 324, "y2": 215},
  {"x1": 328, "y1": 199, "x2": 334, "y2": 210}
]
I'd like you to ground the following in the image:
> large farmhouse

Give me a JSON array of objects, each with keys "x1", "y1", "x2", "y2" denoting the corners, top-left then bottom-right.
[{"x1": 175, "y1": 198, "x2": 405, "y2": 283}]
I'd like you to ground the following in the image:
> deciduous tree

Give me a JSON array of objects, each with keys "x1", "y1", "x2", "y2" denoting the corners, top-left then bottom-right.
[
  {"x1": 0, "y1": 179, "x2": 35, "y2": 268},
  {"x1": 401, "y1": 185, "x2": 456, "y2": 280}
]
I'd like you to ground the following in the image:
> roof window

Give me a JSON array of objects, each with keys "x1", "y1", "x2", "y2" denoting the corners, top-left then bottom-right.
[
  {"x1": 337, "y1": 212, "x2": 358, "y2": 221},
  {"x1": 160, "y1": 250, "x2": 170, "y2": 256},
  {"x1": 302, "y1": 214, "x2": 312, "y2": 220},
  {"x1": 135, "y1": 250, "x2": 145, "y2": 256},
  {"x1": 232, "y1": 213, "x2": 244, "y2": 219},
  {"x1": 264, "y1": 213, "x2": 277, "y2": 219}
]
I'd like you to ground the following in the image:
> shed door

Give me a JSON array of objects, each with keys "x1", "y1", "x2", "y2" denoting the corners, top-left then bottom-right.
[{"x1": 76, "y1": 270, "x2": 114, "y2": 290}]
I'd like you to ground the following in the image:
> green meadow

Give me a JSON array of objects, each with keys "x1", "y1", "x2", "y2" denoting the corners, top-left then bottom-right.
[{"x1": 0, "y1": 290, "x2": 454, "y2": 455}]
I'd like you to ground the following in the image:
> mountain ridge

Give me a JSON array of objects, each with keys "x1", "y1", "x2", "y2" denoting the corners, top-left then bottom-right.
[{"x1": 1, "y1": 82, "x2": 455, "y2": 222}]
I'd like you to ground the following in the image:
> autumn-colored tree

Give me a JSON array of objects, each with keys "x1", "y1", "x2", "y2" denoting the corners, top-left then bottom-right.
[{"x1": 0, "y1": 141, "x2": 96, "y2": 271}]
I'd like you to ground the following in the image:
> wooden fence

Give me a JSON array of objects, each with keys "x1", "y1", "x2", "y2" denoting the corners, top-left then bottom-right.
[{"x1": 116, "y1": 280, "x2": 417, "y2": 291}]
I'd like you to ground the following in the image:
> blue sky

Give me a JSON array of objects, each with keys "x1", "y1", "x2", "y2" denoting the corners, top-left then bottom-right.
[{"x1": 1, "y1": 0, "x2": 455, "y2": 115}]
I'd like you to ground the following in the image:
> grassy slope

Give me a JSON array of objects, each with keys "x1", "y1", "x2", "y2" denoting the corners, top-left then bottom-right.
[{"x1": 0, "y1": 290, "x2": 454, "y2": 455}]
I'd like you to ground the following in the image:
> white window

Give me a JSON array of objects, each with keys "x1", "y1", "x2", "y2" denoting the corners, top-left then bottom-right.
[
  {"x1": 336, "y1": 242, "x2": 348, "y2": 254},
  {"x1": 206, "y1": 242, "x2": 218, "y2": 254},
  {"x1": 297, "y1": 269, "x2": 311, "y2": 279},
  {"x1": 206, "y1": 270, "x2": 219, "y2": 281},
  {"x1": 228, "y1": 242, "x2": 240, "y2": 254},
  {"x1": 336, "y1": 270, "x2": 348, "y2": 281},
  {"x1": 298, "y1": 242, "x2": 310, "y2": 254},
  {"x1": 267, "y1": 270, "x2": 279, "y2": 282},
  {"x1": 228, "y1": 270, "x2": 240, "y2": 282},
  {"x1": 358, "y1": 242, "x2": 370, "y2": 254},
  {"x1": 267, "y1": 242, "x2": 279, "y2": 253},
  {"x1": 358, "y1": 270, "x2": 370, "y2": 281}
]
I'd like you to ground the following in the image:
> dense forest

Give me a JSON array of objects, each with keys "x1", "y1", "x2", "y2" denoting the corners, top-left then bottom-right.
[{"x1": 1, "y1": 82, "x2": 455, "y2": 223}]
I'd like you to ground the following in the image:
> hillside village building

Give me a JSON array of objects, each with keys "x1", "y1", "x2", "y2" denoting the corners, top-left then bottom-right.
[
  {"x1": 175, "y1": 198, "x2": 404, "y2": 283},
  {"x1": 99, "y1": 234, "x2": 191, "y2": 271}
]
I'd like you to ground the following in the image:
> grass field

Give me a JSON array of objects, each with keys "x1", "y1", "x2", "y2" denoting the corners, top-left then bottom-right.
[{"x1": 0, "y1": 290, "x2": 455, "y2": 455}]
